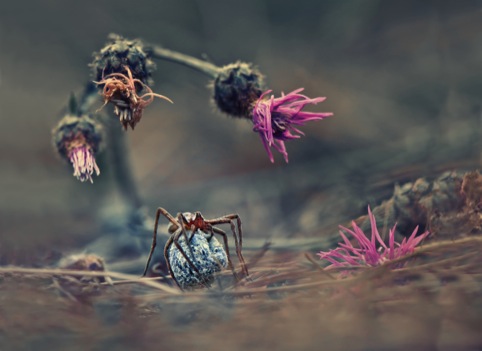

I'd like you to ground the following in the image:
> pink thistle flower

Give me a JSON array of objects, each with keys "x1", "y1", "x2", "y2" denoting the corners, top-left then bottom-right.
[
  {"x1": 317, "y1": 206, "x2": 430, "y2": 269},
  {"x1": 68, "y1": 144, "x2": 100, "y2": 183},
  {"x1": 52, "y1": 115, "x2": 103, "y2": 183},
  {"x1": 252, "y1": 88, "x2": 333, "y2": 163}
]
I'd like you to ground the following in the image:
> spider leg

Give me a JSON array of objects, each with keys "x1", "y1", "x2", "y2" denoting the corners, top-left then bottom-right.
[
  {"x1": 177, "y1": 213, "x2": 197, "y2": 260},
  {"x1": 211, "y1": 226, "x2": 239, "y2": 281},
  {"x1": 207, "y1": 227, "x2": 214, "y2": 241},
  {"x1": 207, "y1": 216, "x2": 249, "y2": 277},
  {"x1": 225, "y1": 214, "x2": 244, "y2": 250},
  {"x1": 164, "y1": 230, "x2": 193, "y2": 289},
  {"x1": 163, "y1": 234, "x2": 180, "y2": 288},
  {"x1": 209, "y1": 214, "x2": 244, "y2": 250},
  {"x1": 142, "y1": 207, "x2": 179, "y2": 277},
  {"x1": 226, "y1": 214, "x2": 249, "y2": 276}
]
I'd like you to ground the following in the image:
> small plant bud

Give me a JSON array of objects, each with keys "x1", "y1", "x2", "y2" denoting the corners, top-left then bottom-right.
[
  {"x1": 213, "y1": 61, "x2": 265, "y2": 117},
  {"x1": 52, "y1": 115, "x2": 103, "y2": 183},
  {"x1": 91, "y1": 33, "x2": 156, "y2": 85}
]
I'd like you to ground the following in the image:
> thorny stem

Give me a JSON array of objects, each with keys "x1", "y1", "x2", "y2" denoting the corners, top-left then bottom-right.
[{"x1": 150, "y1": 45, "x2": 221, "y2": 78}]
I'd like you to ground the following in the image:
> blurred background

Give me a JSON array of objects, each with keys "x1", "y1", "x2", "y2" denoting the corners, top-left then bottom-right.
[{"x1": 1, "y1": 0, "x2": 482, "y2": 264}]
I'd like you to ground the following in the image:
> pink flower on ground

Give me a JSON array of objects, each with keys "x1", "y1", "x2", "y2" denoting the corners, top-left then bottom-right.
[
  {"x1": 252, "y1": 88, "x2": 333, "y2": 163},
  {"x1": 317, "y1": 207, "x2": 430, "y2": 269},
  {"x1": 68, "y1": 145, "x2": 100, "y2": 183}
]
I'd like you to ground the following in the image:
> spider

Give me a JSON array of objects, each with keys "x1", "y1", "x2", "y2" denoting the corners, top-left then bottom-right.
[
  {"x1": 142, "y1": 208, "x2": 249, "y2": 289},
  {"x1": 94, "y1": 66, "x2": 172, "y2": 130}
]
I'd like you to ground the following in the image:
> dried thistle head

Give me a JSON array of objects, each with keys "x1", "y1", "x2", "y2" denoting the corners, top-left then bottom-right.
[
  {"x1": 52, "y1": 114, "x2": 103, "y2": 183},
  {"x1": 213, "y1": 61, "x2": 265, "y2": 117},
  {"x1": 94, "y1": 66, "x2": 172, "y2": 130},
  {"x1": 55, "y1": 253, "x2": 107, "y2": 299},
  {"x1": 90, "y1": 33, "x2": 156, "y2": 85},
  {"x1": 58, "y1": 253, "x2": 106, "y2": 273},
  {"x1": 212, "y1": 60, "x2": 334, "y2": 163}
]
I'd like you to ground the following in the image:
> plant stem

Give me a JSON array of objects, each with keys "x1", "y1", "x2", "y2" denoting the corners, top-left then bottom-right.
[
  {"x1": 150, "y1": 45, "x2": 221, "y2": 78},
  {"x1": 105, "y1": 117, "x2": 143, "y2": 210},
  {"x1": 79, "y1": 83, "x2": 143, "y2": 211}
]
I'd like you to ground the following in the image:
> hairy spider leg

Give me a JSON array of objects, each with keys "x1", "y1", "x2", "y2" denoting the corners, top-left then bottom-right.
[
  {"x1": 177, "y1": 212, "x2": 198, "y2": 263},
  {"x1": 164, "y1": 227, "x2": 207, "y2": 289},
  {"x1": 142, "y1": 207, "x2": 179, "y2": 277},
  {"x1": 207, "y1": 215, "x2": 249, "y2": 276},
  {"x1": 211, "y1": 226, "x2": 239, "y2": 281},
  {"x1": 227, "y1": 214, "x2": 244, "y2": 250}
]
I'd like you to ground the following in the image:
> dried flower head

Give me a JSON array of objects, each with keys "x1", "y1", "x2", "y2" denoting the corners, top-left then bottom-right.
[
  {"x1": 55, "y1": 253, "x2": 107, "y2": 299},
  {"x1": 91, "y1": 33, "x2": 156, "y2": 85},
  {"x1": 213, "y1": 61, "x2": 265, "y2": 117},
  {"x1": 52, "y1": 115, "x2": 103, "y2": 183},
  {"x1": 94, "y1": 66, "x2": 172, "y2": 130},
  {"x1": 317, "y1": 207, "x2": 430, "y2": 269},
  {"x1": 58, "y1": 253, "x2": 106, "y2": 273},
  {"x1": 252, "y1": 88, "x2": 333, "y2": 163}
]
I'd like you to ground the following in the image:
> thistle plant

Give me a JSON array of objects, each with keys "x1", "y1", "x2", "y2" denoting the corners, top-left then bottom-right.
[
  {"x1": 317, "y1": 207, "x2": 430, "y2": 269},
  {"x1": 54, "y1": 33, "x2": 333, "y2": 186},
  {"x1": 149, "y1": 45, "x2": 333, "y2": 163}
]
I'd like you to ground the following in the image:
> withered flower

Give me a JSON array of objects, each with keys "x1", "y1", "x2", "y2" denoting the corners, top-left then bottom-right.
[
  {"x1": 52, "y1": 115, "x2": 103, "y2": 183},
  {"x1": 95, "y1": 66, "x2": 172, "y2": 130}
]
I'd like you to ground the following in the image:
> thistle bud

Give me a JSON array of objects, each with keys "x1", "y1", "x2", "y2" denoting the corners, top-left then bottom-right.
[
  {"x1": 52, "y1": 115, "x2": 103, "y2": 183},
  {"x1": 213, "y1": 61, "x2": 265, "y2": 118},
  {"x1": 91, "y1": 33, "x2": 155, "y2": 85}
]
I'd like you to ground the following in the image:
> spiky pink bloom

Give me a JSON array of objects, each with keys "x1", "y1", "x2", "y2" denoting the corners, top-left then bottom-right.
[
  {"x1": 68, "y1": 146, "x2": 100, "y2": 183},
  {"x1": 252, "y1": 88, "x2": 333, "y2": 163},
  {"x1": 317, "y1": 207, "x2": 430, "y2": 269}
]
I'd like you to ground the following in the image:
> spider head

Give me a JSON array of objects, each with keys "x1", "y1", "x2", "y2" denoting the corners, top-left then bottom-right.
[
  {"x1": 181, "y1": 212, "x2": 207, "y2": 231},
  {"x1": 167, "y1": 212, "x2": 208, "y2": 234}
]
